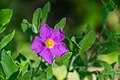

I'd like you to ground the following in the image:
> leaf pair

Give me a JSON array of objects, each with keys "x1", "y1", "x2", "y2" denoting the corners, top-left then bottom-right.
[{"x1": 21, "y1": 2, "x2": 50, "y2": 34}]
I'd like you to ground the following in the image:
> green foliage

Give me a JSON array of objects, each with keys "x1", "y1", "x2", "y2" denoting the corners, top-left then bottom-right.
[
  {"x1": 0, "y1": 0, "x2": 119, "y2": 80},
  {"x1": 79, "y1": 30, "x2": 96, "y2": 62},
  {"x1": 32, "y1": 8, "x2": 42, "y2": 30},
  {"x1": 46, "y1": 66, "x2": 53, "y2": 79},
  {"x1": 54, "y1": 17, "x2": 66, "y2": 30},
  {"x1": 102, "y1": 0, "x2": 116, "y2": 23},
  {"x1": 21, "y1": 19, "x2": 30, "y2": 32},
  {"x1": 41, "y1": 2, "x2": 50, "y2": 24},
  {"x1": 0, "y1": 9, "x2": 13, "y2": 33},
  {"x1": 19, "y1": 70, "x2": 32, "y2": 80},
  {"x1": 78, "y1": 30, "x2": 96, "y2": 51},
  {"x1": 0, "y1": 30, "x2": 15, "y2": 50},
  {"x1": 1, "y1": 50, "x2": 19, "y2": 79},
  {"x1": 55, "y1": 52, "x2": 72, "y2": 67},
  {"x1": 21, "y1": 2, "x2": 50, "y2": 35}
]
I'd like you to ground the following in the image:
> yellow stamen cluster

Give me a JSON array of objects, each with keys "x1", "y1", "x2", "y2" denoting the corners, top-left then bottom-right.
[{"x1": 45, "y1": 39, "x2": 54, "y2": 48}]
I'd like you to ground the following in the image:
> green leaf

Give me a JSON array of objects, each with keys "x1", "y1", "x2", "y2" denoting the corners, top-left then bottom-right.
[
  {"x1": 1, "y1": 50, "x2": 19, "y2": 79},
  {"x1": 102, "y1": 4, "x2": 108, "y2": 24},
  {"x1": 21, "y1": 19, "x2": 30, "y2": 32},
  {"x1": 41, "y1": 2, "x2": 50, "y2": 24},
  {"x1": 85, "y1": 24, "x2": 92, "y2": 34},
  {"x1": 118, "y1": 55, "x2": 120, "y2": 68},
  {"x1": 71, "y1": 36, "x2": 80, "y2": 49},
  {"x1": 0, "y1": 30, "x2": 15, "y2": 50},
  {"x1": 97, "y1": 73, "x2": 104, "y2": 80},
  {"x1": 100, "y1": 61, "x2": 112, "y2": 71},
  {"x1": 63, "y1": 38, "x2": 73, "y2": 51},
  {"x1": 0, "y1": 9, "x2": 13, "y2": 33},
  {"x1": 102, "y1": 0, "x2": 116, "y2": 24},
  {"x1": 107, "y1": 0, "x2": 116, "y2": 11},
  {"x1": 54, "y1": 17, "x2": 66, "y2": 30},
  {"x1": 19, "y1": 70, "x2": 32, "y2": 80},
  {"x1": 79, "y1": 31, "x2": 96, "y2": 51},
  {"x1": 52, "y1": 65, "x2": 67, "y2": 80},
  {"x1": 34, "y1": 71, "x2": 46, "y2": 80},
  {"x1": 46, "y1": 66, "x2": 53, "y2": 80},
  {"x1": 16, "y1": 59, "x2": 29, "y2": 75},
  {"x1": 100, "y1": 61, "x2": 114, "y2": 79},
  {"x1": 0, "y1": 64, "x2": 6, "y2": 80},
  {"x1": 98, "y1": 51, "x2": 120, "y2": 64},
  {"x1": 100, "y1": 40, "x2": 120, "y2": 50},
  {"x1": 55, "y1": 52, "x2": 72, "y2": 68},
  {"x1": 78, "y1": 31, "x2": 96, "y2": 62},
  {"x1": 55, "y1": 52, "x2": 72, "y2": 63},
  {"x1": 104, "y1": 27, "x2": 116, "y2": 41},
  {"x1": 32, "y1": 8, "x2": 42, "y2": 29}
]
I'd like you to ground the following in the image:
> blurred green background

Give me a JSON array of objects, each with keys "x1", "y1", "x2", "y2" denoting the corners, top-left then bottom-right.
[{"x1": 0, "y1": 0, "x2": 120, "y2": 59}]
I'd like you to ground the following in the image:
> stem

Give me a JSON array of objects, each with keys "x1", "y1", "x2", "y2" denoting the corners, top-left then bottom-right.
[
  {"x1": 31, "y1": 58, "x2": 42, "y2": 79},
  {"x1": 98, "y1": 24, "x2": 106, "y2": 40},
  {"x1": 89, "y1": 24, "x2": 106, "y2": 61},
  {"x1": 68, "y1": 56, "x2": 76, "y2": 71}
]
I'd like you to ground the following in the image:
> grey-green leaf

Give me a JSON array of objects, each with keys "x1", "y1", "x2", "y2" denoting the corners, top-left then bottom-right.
[
  {"x1": 79, "y1": 30, "x2": 96, "y2": 51},
  {"x1": 0, "y1": 30, "x2": 15, "y2": 50},
  {"x1": 41, "y1": 2, "x2": 50, "y2": 24},
  {"x1": 0, "y1": 9, "x2": 13, "y2": 33},
  {"x1": 54, "y1": 17, "x2": 66, "y2": 30},
  {"x1": 19, "y1": 70, "x2": 32, "y2": 80},
  {"x1": 32, "y1": 8, "x2": 42, "y2": 29},
  {"x1": 1, "y1": 50, "x2": 19, "y2": 79},
  {"x1": 78, "y1": 31, "x2": 96, "y2": 62},
  {"x1": 21, "y1": 19, "x2": 30, "y2": 32}
]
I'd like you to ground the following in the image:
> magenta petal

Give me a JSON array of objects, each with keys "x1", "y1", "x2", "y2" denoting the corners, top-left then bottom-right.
[
  {"x1": 51, "y1": 28, "x2": 64, "y2": 42},
  {"x1": 52, "y1": 42, "x2": 69, "y2": 57},
  {"x1": 40, "y1": 23, "x2": 53, "y2": 40},
  {"x1": 31, "y1": 36, "x2": 45, "y2": 53},
  {"x1": 39, "y1": 48, "x2": 54, "y2": 64}
]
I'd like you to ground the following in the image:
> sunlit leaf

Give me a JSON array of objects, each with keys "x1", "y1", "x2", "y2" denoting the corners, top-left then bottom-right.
[
  {"x1": 98, "y1": 51, "x2": 120, "y2": 64},
  {"x1": 52, "y1": 65, "x2": 67, "y2": 80},
  {"x1": 1, "y1": 50, "x2": 19, "y2": 79},
  {"x1": 0, "y1": 30, "x2": 15, "y2": 50},
  {"x1": 0, "y1": 9, "x2": 13, "y2": 33}
]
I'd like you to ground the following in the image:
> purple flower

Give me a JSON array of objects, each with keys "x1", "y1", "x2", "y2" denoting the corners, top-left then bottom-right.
[{"x1": 31, "y1": 23, "x2": 69, "y2": 64}]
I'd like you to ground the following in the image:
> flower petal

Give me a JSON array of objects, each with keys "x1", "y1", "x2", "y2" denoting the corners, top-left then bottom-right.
[
  {"x1": 39, "y1": 48, "x2": 54, "y2": 64},
  {"x1": 40, "y1": 23, "x2": 53, "y2": 40},
  {"x1": 31, "y1": 36, "x2": 45, "y2": 53},
  {"x1": 51, "y1": 28, "x2": 64, "y2": 42},
  {"x1": 52, "y1": 42, "x2": 69, "y2": 57}
]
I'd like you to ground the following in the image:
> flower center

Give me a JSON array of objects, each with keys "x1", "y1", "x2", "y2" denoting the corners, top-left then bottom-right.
[{"x1": 45, "y1": 39, "x2": 54, "y2": 48}]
